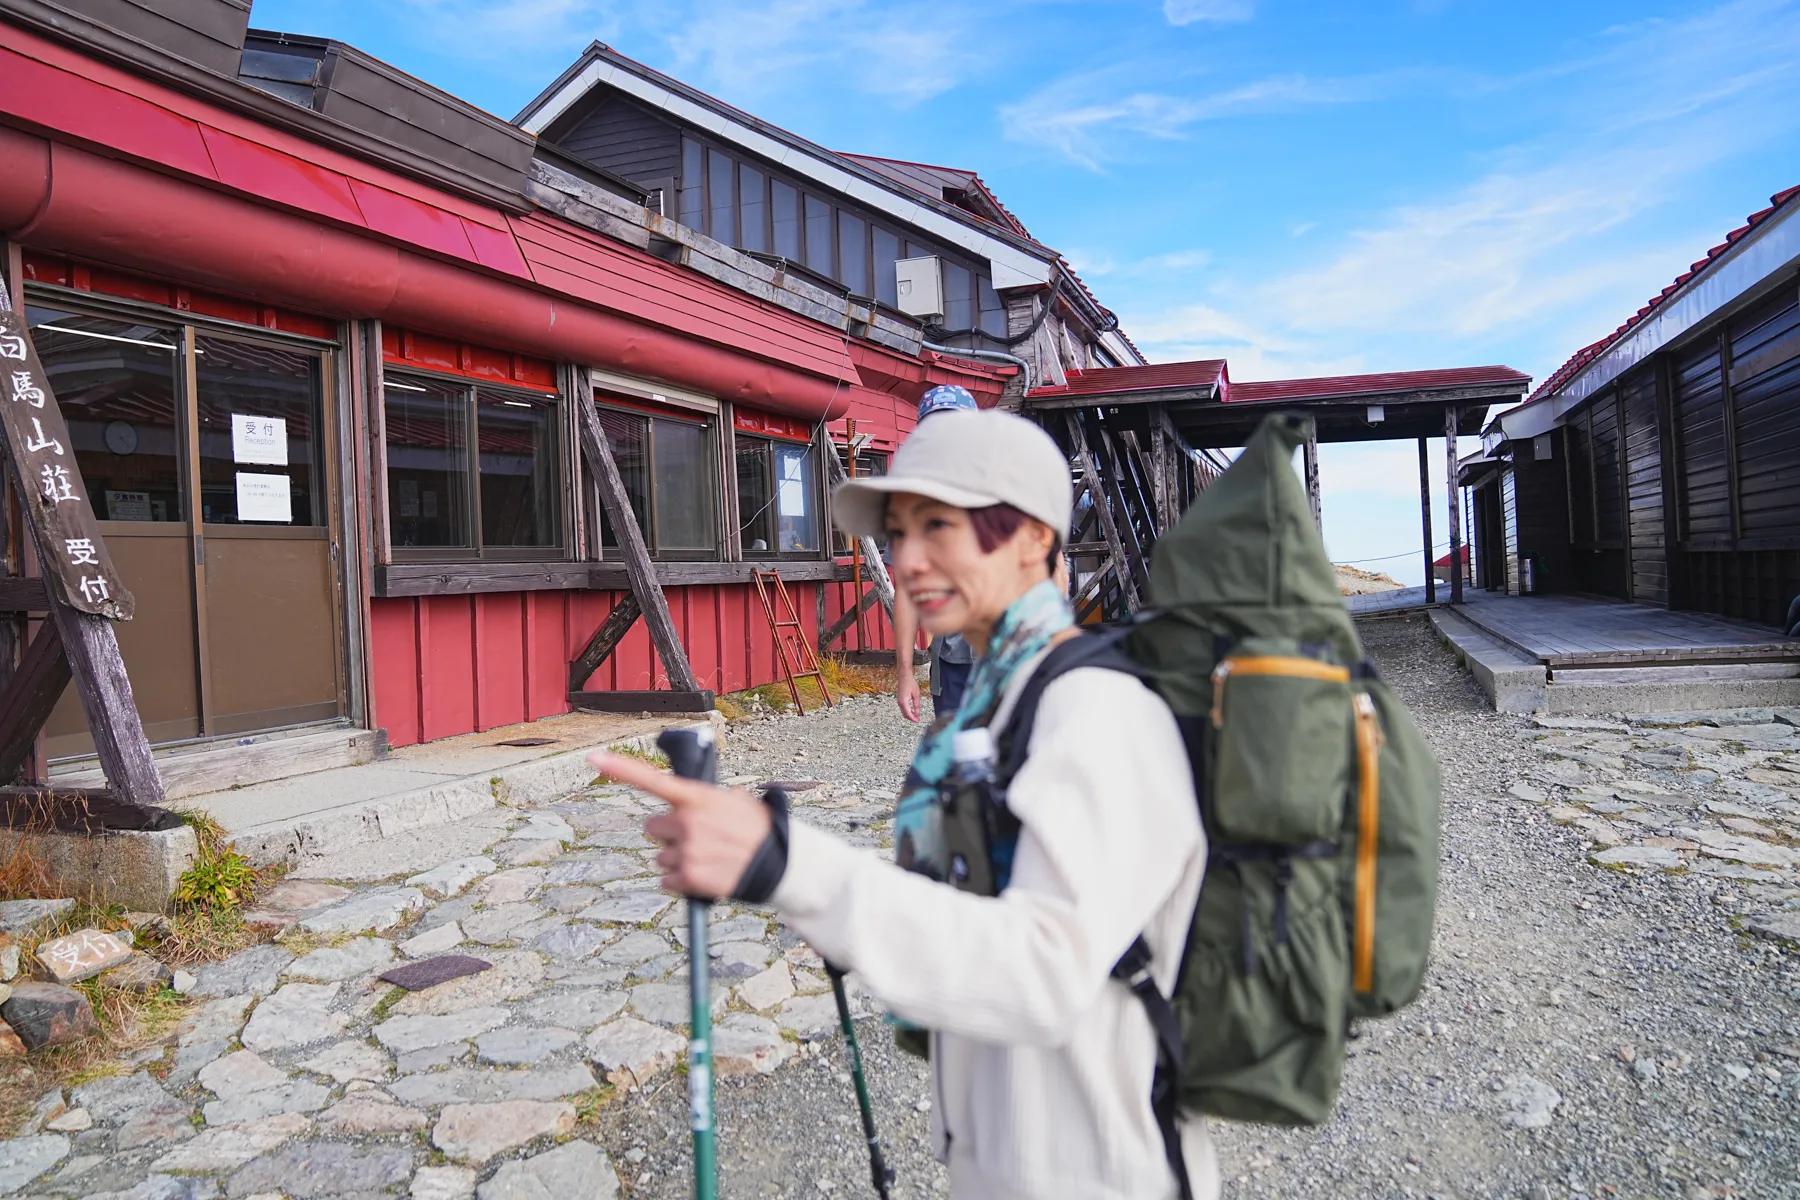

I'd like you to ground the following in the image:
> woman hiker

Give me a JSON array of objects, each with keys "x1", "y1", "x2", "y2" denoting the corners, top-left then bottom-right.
[
  {"x1": 894, "y1": 384, "x2": 980, "y2": 722},
  {"x1": 592, "y1": 409, "x2": 1218, "y2": 1200}
]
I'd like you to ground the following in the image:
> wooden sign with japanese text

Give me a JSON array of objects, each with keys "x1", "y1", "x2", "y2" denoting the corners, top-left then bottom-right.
[{"x1": 0, "y1": 308, "x2": 133, "y2": 619}]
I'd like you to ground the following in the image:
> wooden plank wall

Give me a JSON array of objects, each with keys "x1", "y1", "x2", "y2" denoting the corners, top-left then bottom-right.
[
  {"x1": 1620, "y1": 369, "x2": 1666, "y2": 604},
  {"x1": 1673, "y1": 337, "x2": 1732, "y2": 543},
  {"x1": 558, "y1": 98, "x2": 682, "y2": 187},
  {"x1": 1731, "y1": 288, "x2": 1800, "y2": 538},
  {"x1": 1511, "y1": 434, "x2": 1574, "y2": 593}
]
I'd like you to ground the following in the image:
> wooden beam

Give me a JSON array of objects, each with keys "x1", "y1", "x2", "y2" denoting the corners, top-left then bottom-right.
[
  {"x1": 820, "y1": 585, "x2": 880, "y2": 651},
  {"x1": 0, "y1": 619, "x2": 69, "y2": 785},
  {"x1": 1095, "y1": 426, "x2": 1152, "y2": 597},
  {"x1": 567, "y1": 593, "x2": 641, "y2": 693},
  {"x1": 46, "y1": 601, "x2": 167, "y2": 806},
  {"x1": 1444, "y1": 406, "x2": 1462, "y2": 605},
  {"x1": 0, "y1": 578, "x2": 47, "y2": 612},
  {"x1": 571, "y1": 370, "x2": 700, "y2": 694},
  {"x1": 0, "y1": 786, "x2": 184, "y2": 833},
  {"x1": 1418, "y1": 437, "x2": 1436, "y2": 606},
  {"x1": 1066, "y1": 413, "x2": 1138, "y2": 613},
  {"x1": 1654, "y1": 354, "x2": 1683, "y2": 609},
  {"x1": 1718, "y1": 330, "x2": 1743, "y2": 541},
  {"x1": 570, "y1": 689, "x2": 716, "y2": 713},
  {"x1": 1148, "y1": 422, "x2": 1172, "y2": 533}
]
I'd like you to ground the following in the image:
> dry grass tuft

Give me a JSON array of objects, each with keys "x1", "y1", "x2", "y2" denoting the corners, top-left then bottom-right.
[{"x1": 714, "y1": 654, "x2": 898, "y2": 721}]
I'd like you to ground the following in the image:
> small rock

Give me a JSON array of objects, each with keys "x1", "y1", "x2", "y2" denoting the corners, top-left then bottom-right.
[
  {"x1": 713, "y1": 1013, "x2": 793, "y2": 1075},
  {"x1": 97, "y1": 954, "x2": 173, "y2": 994},
  {"x1": 407, "y1": 857, "x2": 496, "y2": 900},
  {"x1": 586, "y1": 1017, "x2": 685, "y2": 1087},
  {"x1": 401, "y1": 922, "x2": 466, "y2": 959},
  {"x1": 381, "y1": 954, "x2": 493, "y2": 993},
  {"x1": 0, "y1": 898, "x2": 75, "y2": 936},
  {"x1": 260, "y1": 880, "x2": 353, "y2": 912},
  {"x1": 1724, "y1": 1063, "x2": 1752, "y2": 1082},
  {"x1": 414, "y1": 1163, "x2": 479, "y2": 1200},
  {"x1": 737, "y1": 962, "x2": 796, "y2": 1012},
  {"x1": 0, "y1": 937, "x2": 19, "y2": 981},
  {"x1": 43, "y1": 1108, "x2": 91, "y2": 1133},
  {"x1": 1591, "y1": 846, "x2": 1683, "y2": 870},
  {"x1": 32, "y1": 928, "x2": 134, "y2": 984},
  {"x1": 2, "y1": 982, "x2": 98, "y2": 1049},
  {"x1": 1616, "y1": 1045, "x2": 1635, "y2": 1063},
  {"x1": 285, "y1": 937, "x2": 396, "y2": 983},
  {"x1": 474, "y1": 869, "x2": 545, "y2": 906},
  {"x1": 477, "y1": 1139, "x2": 619, "y2": 1199},
  {"x1": 298, "y1": 888, "x2": 427, "y2": 935},
  {"x1": 1495, "y1": 1074, "x2": 1561, "y2": 1128},
  {"x1": 1507, "y1": 782, "x2": 1548, "y2": 803},
  {"x1": 775, "y1": 993, "x2": 838, "y2": 1037},
  {"x1": 432, "y1": 1100, "x2": 576, "y2": 1164},
  {"x1": 1635, "y1": 1058, "x2": 1658, "y2": 1081}
]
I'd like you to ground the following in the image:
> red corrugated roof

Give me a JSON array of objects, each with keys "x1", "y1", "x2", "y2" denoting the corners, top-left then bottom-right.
[
  {"x1": 1526, "y1": 183, "x2": 1800, "y2": 405},
  {"x1": 1230, "y1": 366, "x2": 1529, "y2": 404},
  {"x1": 1030, "y1": 359, "x2": 1228, "y2": 398}
]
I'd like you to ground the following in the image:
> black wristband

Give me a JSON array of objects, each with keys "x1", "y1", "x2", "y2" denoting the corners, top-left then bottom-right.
[{"x1": 730, "y1": 785, "x2": 791, "y2": 904}]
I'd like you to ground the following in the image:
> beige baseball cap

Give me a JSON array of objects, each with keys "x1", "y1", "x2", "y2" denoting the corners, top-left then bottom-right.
[{"x1": 833, "y1": 409, "x2": 1072, "y2": 539}]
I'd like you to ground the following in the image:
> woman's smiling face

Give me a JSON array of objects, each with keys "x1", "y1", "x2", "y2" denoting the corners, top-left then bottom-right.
[{"x1": 883, "y1": 492, "x2": 1054, "y2": 651}]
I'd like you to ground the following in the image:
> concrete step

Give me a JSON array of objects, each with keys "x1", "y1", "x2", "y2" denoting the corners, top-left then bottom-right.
[
  {"x1": 1428, "y1": 608, "x2": 1545, "y2": 713},
  {"x1": 50, "y1": 725, "x2": 384, "y2": 801}
]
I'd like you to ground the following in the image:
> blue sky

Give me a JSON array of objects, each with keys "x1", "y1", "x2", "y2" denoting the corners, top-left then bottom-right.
[{"x1": 252, "y1": 0, "x2": 1800, "y2": 584}]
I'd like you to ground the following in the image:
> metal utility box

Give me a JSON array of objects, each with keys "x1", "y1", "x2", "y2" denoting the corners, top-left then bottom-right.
[{"x1": 895, "y1": 256, "x2": 944, "y2": 320}]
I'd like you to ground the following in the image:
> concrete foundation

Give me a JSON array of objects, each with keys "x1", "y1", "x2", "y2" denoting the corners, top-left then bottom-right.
[{"x1": 1, "y1": 825, "x2": 198, "y2": 912}]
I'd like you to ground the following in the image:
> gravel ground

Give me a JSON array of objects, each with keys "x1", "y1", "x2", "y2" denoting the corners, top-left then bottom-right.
[{"x1": 591, "y1": 617, "x2": 1800, "y2": 1200}]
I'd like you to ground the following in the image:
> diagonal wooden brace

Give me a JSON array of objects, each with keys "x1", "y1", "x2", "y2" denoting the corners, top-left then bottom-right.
[{"x1": 0, "y1": 619, "x2": 69, "y2": 785}]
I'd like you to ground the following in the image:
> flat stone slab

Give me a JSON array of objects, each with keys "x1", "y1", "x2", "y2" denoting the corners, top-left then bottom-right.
[
  {"x1": 534, "y1": 923, "x2": 614, "y2": 959},
  {"x1": 577, "y1": 891, "x2": 673, "y2": 925},
  {"x1": 241, "y1": 982, "x2": 347, "y2": 1053},
  {"x1": 152, "y1": 1112, "x2": 312, "y2": 1172},
  {"x1": 0, "y1": 1133, "x2": 69, "y2": 1195},
  {"x1": 191, "y1": 945, "x2": 295, "y2": 999},
  {"x1": 599, "y1": 931, "x2": 669, "y2": 967},
  {"x1": 298, "y1": 1039, "x2": 392, "y2": 1083},
  {"x1": 297, "y1": 887, "x2": 427, "y2": 935},
  {"x1": 416, "y1": 1165, "x2": 480, "y2": 1200},
  {"x1": 544, "y1": 855, "x2": 643, "y2": 886},
  {"x1": 736, "y1": 962, "x2": 795, "y2": 1012},
  {"x1": 478, "y1": 1139, "x2": 619, "y2": 1200},
  {"x1": 198, "y1": 1049, "x2": 287, "y2": 1098},
  {"x1": 463, "y1": 903, "x2": 546, "y2": 945},
  {"x1": 628, "y1": 981, "x2": 726, "y2": 1026},
  {"x1": 775, "y1": 993, "x2": 838, "y2": 1037},
  {"x1": 202, "y1": 1079, "x2": 330, "y2": 1126},
  {"x1": 374, "y1": 1006, "x2": 508, "y2": 1054},
  {"x1": 407, "y1": 857, "x2": 496, "y2": 900},
  {"x1": 475, "y1": 869, "x2": 545, "y2": 905},
  {"x1": 258, "y1": 880, "x2": 352, "y2": 913},
  {"x1": 0, "y1": 899, "x2": 74, "y2": 936},
  {"x1": 1591, "y1": 846, "x2": 1684, "y2": 870},
  {"x1": 32, "y1": 929, "x2": 133, "y2": 984},
  {"x1": 285, "y1": 937, "x2": 395, "y2": 983},
  {"x1": 225, "y1": 1141, "x2": 414, "y2": 1198},
  {"x1": 433, "y1": 1099, "x2": 575, "y2": 1164},
  {"x1": 1495, "y1": 1074, "x2": 1561, "y2": 1128},
  {"x1": 713, "y1": 1012, "x2": 793, "y2": 1075},
  {"x1": 586, "y1": 1016, "x2": 684, "y2": 1087},
  {"x1": 390, "y1": 951, "x2": 542, "y2": 1016},
  {"x1": 400, "y1": 922, "x2": 466, "y2": 959},
  {"x1": 98, "y1": 953, "x2": 174, "y2": 994},
  {"x1": 476, "y1": 1025, "x2": 580, "y2": 1065},
  {"x1": 509, "y1": 814, "x2": 576, "y2": 843},
  {"x1": 387, "y1": 1063, "x2": 598, "y2": 1107},
  {"x1": 381, "y1": 955, "x2": 491, "y2": 992},
  {"x1": 315, "y1": 1092, "x2": 427, "y2": 1135},
  {"x1": 1749, "y1": 911, "x2": 1800, "y2": 942},
  {"x1": 516, "y1": 988, "x2": 627, "y2": 1031}
]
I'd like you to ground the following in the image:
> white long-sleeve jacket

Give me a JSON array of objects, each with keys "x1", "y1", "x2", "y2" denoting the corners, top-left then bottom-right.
[{"x1": 772, "y1": 660, "x2": 1219, "y2": 1199}]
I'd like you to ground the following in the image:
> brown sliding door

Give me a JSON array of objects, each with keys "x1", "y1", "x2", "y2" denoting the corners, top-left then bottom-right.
[{"x1": 26, "y1": 299, "x2": 347, "y2": 758}]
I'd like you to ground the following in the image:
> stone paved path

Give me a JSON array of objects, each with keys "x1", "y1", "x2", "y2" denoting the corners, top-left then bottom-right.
[{"x1": 0, "y1": 727, "x2": 901, "y2": 1200}]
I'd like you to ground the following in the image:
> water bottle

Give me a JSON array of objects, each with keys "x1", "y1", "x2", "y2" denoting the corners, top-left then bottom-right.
[
  {"x1": 943, "y1": 727, "x2": 1004, "y2": 892},
  {"x1": 951, "y1": 727, "x2": 997, "y2": 786}
]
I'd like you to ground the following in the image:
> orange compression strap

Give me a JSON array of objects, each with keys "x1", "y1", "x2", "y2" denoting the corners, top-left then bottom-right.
[
  {"x1": 1351, "y1": 691, "x2": 1385, "y2": 994},
  {"x1": 1209, "y1": 655, "x2": 1353, "y2": 727}
]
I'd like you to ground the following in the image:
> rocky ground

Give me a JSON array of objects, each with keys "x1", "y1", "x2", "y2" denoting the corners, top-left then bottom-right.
[{"x1": 0, "y1": 614, "x2": 1794, "y2": 1199}]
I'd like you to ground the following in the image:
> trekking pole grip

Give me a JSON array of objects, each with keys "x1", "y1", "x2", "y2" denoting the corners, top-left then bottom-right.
[{"x1": 657, "y1": 727, "x2": 719, "y2": 1200}]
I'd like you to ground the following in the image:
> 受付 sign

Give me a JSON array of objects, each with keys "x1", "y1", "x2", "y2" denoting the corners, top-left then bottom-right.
[{"x1": 0, "y1": 308, "x2": 134, "y2": 619}]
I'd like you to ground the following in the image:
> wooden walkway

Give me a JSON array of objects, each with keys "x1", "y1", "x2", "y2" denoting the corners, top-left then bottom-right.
[{"x1": 1456, "y1": 592, "x2": 1800, "y2": 668}]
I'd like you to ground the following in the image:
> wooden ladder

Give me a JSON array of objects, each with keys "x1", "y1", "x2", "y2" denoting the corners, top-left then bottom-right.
[{"x1": 751, "y1": 567, "x2": 834, "y2": 714}]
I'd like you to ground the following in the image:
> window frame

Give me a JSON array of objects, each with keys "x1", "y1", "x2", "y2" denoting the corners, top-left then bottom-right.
[
  {"x1": 383, "y1": 366, "x2": 567, "y2": 563},
  {"x1": 735, "y1": 431, "x2": 825, "y2": 560},
  {"x1": 593, "y1": 396, "x2": 722, "y2": 562}
]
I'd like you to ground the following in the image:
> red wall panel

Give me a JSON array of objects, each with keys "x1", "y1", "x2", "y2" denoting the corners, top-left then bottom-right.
[{"x1": 369, "y1": 598, "x2": 422, "y2": 747}]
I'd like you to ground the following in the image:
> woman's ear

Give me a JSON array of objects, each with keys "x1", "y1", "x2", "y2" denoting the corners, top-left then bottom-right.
[{"x1": 1015, "y1": 519, "x2": 1057, "y2": 572}]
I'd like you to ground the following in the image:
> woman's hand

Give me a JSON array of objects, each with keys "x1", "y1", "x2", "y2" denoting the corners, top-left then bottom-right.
[
  {"x1": 895, "y1": 671, "x2": 922, "y2": 723},
  {"x1": 588, "y1": 751, "x2": 773, "y2": 898}
]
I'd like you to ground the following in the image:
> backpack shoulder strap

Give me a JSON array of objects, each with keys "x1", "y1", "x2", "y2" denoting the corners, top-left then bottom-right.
[{"x1": 996, "y1": 626, "x2": 1141, "y2": 786}]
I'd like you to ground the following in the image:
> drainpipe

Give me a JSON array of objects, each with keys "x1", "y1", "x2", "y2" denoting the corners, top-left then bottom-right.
[{"x1": 921, "y1": 340, "x2": 1035, "y2": 397}]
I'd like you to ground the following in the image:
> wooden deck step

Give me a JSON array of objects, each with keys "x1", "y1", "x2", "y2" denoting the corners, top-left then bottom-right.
[{"x1": 50, "y1": 726, "x2": 384, "y2": 802}]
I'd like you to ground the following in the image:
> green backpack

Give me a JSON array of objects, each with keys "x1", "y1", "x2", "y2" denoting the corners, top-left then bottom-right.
[{"x1": 951, "y1": 413, "x2": 1440, "y2": 1190}]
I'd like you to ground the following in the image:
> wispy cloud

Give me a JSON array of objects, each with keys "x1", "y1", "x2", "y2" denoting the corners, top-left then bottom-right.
[
  {"x1": 1164, "y1": 0, "x2": 1255, "y2": 24},
  {"x1": 1002, "y1": 72, "x2": 1372, "y2": 167}
]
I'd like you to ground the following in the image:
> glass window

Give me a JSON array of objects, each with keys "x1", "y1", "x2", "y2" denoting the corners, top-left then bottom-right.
[
  {"x1": 194, "y1": 336, "x2": 325, "y2": 526},
  {"x1": 804, "y1": 195, "x2": 833, "y2": 276},
  {"x1": 873, "y1": 227, "x2": 900, "y2": 307},
  {"x1": 738, "y1": 165, "x2": 767, "y2": 254},
  {"x1": 679, "y1": 137, "x2": 703, "y2": 229},
  {"x1": 838, "y1": 213, "x2": 867, "y2": 296},
  {"x1": 833, "y1": 449, "x2": 886, "y2": 554},
  {"x1": 978, "y1": 275, "x2": 1007, "y2": 337},
  {"x1": 25, "y1": 305, "x2": 184, "y2": 523},
  {"x1": 772, "y1": 181, "x2": 800, "y2": 260},
  {"x1": 597, "y1": 404, "x2": 717, "y2": 557},
  {"x1": 737, "y1": 435, "x2": 818, "y2": 556},
  {"x1": 477, "y1": 389, "x2": 560, "y2": 548},
  {"x1": 707, "y1": 149, "x2": 735, "y2": 242},
  {"x1": 385, "y1": 376, "x2": 471, "y2": 549},
  {"x1": 944, "y1": 262, "x2": 973, "y2": 330}
]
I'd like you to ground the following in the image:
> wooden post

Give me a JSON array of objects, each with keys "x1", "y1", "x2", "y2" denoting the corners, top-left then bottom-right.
[
  {"x1": 1302, "y1": 422, "x2": 1322, "y2": 532},
  {"x1": 1148, "y1": 421, "x2": 1171, "y2": 533},
  {"x1": 570, "y1": 369, "x2": 700, "y2": 694},
  {"x1": 1066, "y1": 413, "x2": 1139, "y2": 613},
  {"x1": 1445, "y1": 406, "x2": 1463, "y2": 605},
  {"x1": 1654, "y1": 354, "x2": 1682, "y2": 609},
  {"x1": 1418, "y1": 437, "x2": 1436, "y2": 605}
]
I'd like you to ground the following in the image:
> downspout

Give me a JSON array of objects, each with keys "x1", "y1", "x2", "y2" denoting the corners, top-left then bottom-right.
[{"x1": 921, "y1": 340, "x2": 1034, "y2": 397}]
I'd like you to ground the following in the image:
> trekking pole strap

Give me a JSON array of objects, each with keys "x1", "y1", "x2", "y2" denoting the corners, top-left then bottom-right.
[{"x1": 1110, "y1": 936, "x2": 1193, "y2": 1200}]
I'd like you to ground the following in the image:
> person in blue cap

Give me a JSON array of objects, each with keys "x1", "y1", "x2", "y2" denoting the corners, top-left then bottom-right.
[{"x1": 894, "y1": 385, "x2": 978, "y2": 721}]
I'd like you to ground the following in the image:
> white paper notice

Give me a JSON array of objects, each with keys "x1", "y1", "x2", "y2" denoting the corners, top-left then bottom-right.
[
  {"x1": 235, "y1": 472, "x2": 292, "y2": 523},
  {"x1": 231, "y1": 414, "x2": 288, "y2": 465}
]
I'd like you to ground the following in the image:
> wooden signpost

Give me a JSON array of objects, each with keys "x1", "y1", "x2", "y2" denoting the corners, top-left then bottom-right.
[{"x1": 0, "y1": 286, "x2": 169, "y2": 824}]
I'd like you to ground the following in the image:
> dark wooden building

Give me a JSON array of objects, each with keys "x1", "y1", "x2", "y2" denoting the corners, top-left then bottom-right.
[{"x1": 1473, "y1": 184, "x2": 1800, "y2": 627}]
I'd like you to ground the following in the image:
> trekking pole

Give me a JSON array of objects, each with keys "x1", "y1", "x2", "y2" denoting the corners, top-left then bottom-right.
[
  {"x1": 657, "y1": 727, "x2": 719, "y2": 1200},
  {"x1": 827, "y1": 963, "x2": 894, "y2": 1200}
]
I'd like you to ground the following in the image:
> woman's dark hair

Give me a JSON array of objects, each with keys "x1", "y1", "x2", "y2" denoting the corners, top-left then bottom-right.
[{"x1": 969, "y1": 503, "x2": 1062, "y2": 565}]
